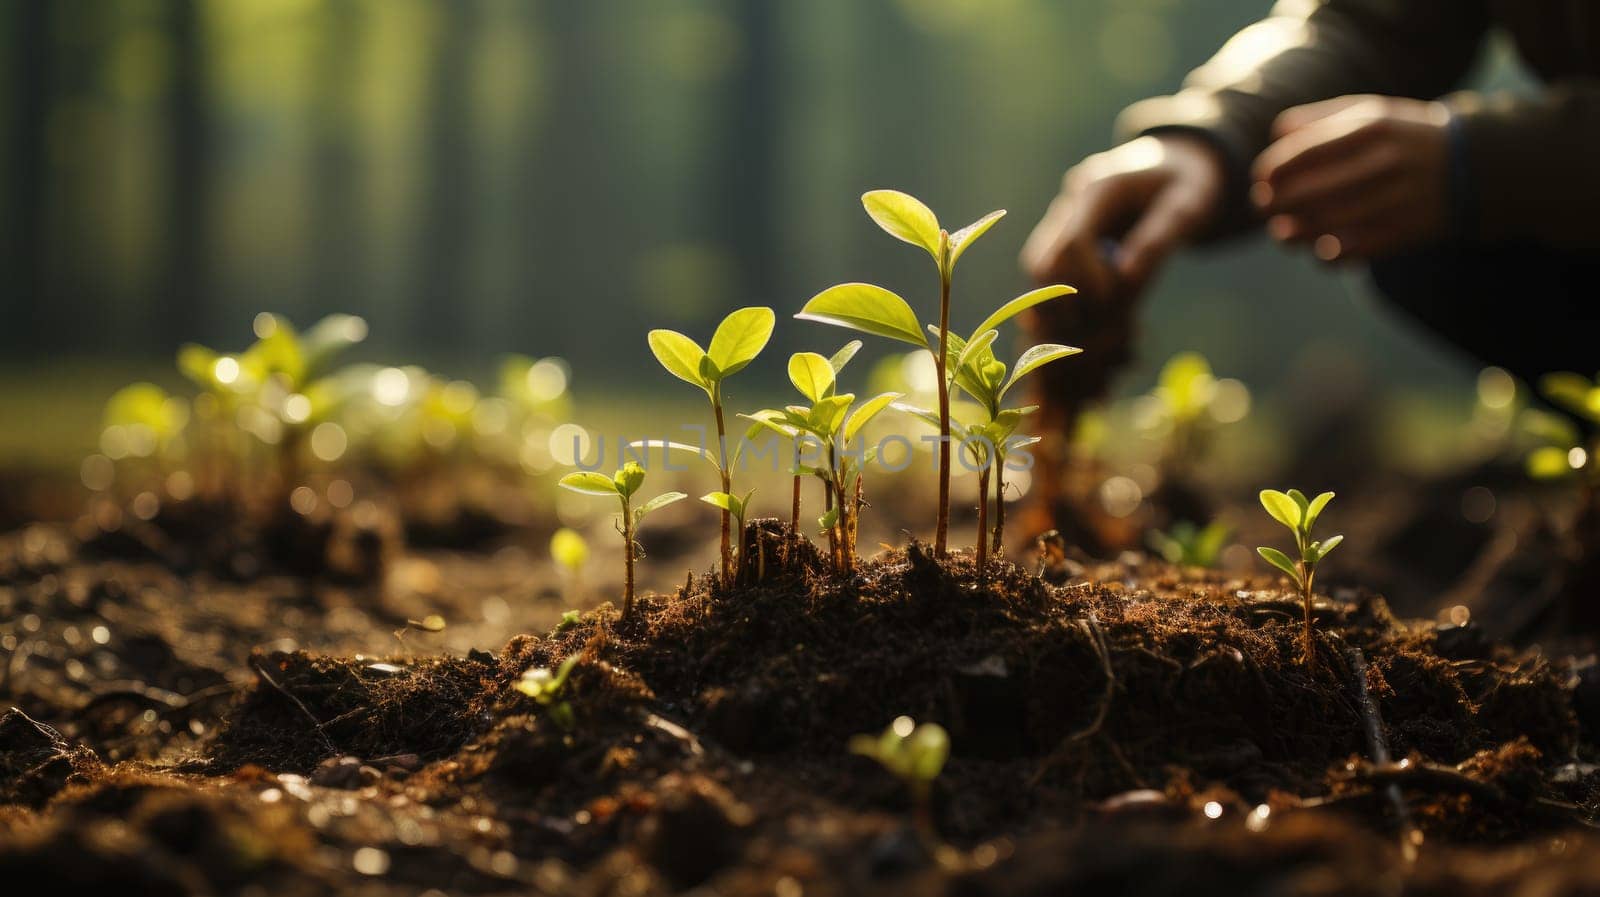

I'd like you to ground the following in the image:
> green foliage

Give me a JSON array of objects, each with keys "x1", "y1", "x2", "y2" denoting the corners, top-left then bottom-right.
[
  {"x1": 558, "y1": 462, "x2": 686, "y2": 619},
  {"x1": 1524, "y1": 372, "x2": 1599, "y2": 482},
  {"x1": 514, "y1": 654, "x2": 581, "y2": 731},
  {"x1": 646, "y1": 307, "x2": 775, "y2": 587},
  {"x1": 549, "y1": 527, "x2": 590, "y2": 572},
  {"x1": 1256, "y1": 488, "x2": 1340, "y2": 588},
  {"x1": 741, "y1": 343, "x2": 898, "y2": 571},
  {"x1": 1148, "y1": 519, "x2": 1232, "y2": 568},
  {"x1": 1137, "y1": 352, "x2": 1251, "y2": 476},
  {"x1": 849, "y1": 715, "x2": 950, "y2": 792},
  {"x1": 798, "y1": 189, "x2": 1076, "y2": 558}
]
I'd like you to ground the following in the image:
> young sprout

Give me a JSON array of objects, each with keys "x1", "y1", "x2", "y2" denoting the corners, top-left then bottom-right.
[
  {"x1": 849, "y1": 715, "x2": 949, "y2": 840},
  {"x1": 1148, "y1": 519, "x2": 1233, "y2": 568},
  {"x1": 1139, "y1": 352, "x2": 1250, "y2": 477},
  {"x1": 1256, "y1": 489, "x2": 1342, "y2": 667},
  {"x1": 648, "y1": 307, "x2": 775, "y2": 587},
  {"x1": 896, "y1": 321, "x2": 1080, "y2": 567},
  {"x1": 514, "y1": 654, "x2": 580, "y2": 731},
  {"x1": 742, "y1": 348, "x2": 901, "y2": 573},
  {"x1": 559, "y1": 462, "x2": 686, "y2": 620},
  {"x1": 100, "y1": 383, "x2": 190, "y2": 499},
  {"x1": 798, "y1": 191, "x2": 1074, "y2": 558},
  {"x1": 550, "y1": 526, "x2": 589, "y2": 601},
  {"x1": 1526, "y1": 372, "x2": 1600, "y2": 486}
]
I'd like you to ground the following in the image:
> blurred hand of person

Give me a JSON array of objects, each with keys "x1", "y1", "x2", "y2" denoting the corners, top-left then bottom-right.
[
  {"x1": 1252, "y1": 95, "x2": 1451, "y2": 262},
  {"x1": 1021, "y1": 134, "x2": 1226, "y2": 298}
]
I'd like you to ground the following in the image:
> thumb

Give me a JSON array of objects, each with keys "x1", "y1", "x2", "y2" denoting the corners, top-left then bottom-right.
[
  {"x1": 1115, "y1": 186, "x2": 1207, "y2": 290},
  {"x1": 1273, "y1": 94, "x2": 1371, "y2": 138}
]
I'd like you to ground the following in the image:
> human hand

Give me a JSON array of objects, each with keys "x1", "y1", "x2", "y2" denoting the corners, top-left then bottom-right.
[
  {"x1": 1252, "y1": 95, "x2": 1451, "y2": 262},
  {"x1": 1021, "y1": 134, "x2": 1226, "y2": 299}
]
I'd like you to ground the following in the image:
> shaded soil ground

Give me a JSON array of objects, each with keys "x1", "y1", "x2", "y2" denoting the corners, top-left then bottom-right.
[{"x1": 2, "y1": 515, "x2": 1599, "y2": 896}]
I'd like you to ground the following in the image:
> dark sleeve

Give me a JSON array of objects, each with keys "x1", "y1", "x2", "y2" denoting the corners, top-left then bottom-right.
[
  {"x1": 1115, "y1": 0, "x2": 1491, "y2": 236},
  {"x1": 1446, "y1": 83, "x2": 1600, "y2": 247}
]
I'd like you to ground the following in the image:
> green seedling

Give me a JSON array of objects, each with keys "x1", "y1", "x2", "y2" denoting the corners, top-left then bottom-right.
[
  {"x1": 742, "y1": 346, "x2": 901, "y2": 572},
  {"x1": 798, "y1": 190, "x2": 1074, "y2": 558},
  {"x1": 896, "y1": 322, "x2": 1080, "y2": 568},
  {"x1": 648, "y1": 307, "x2": 775, "y2": 587},
  {"x1": 1149, "y1": 519, "x2": 1232, "y2": 568},
  {"x1": 1257, "y1": 489, "x2": 1342, "y2": 667},
  {"x1": 560, "y1": 462, "x2": 686, "y2": 620},
  {"x1": 849, "y1": 715, "x2": 950, "y2": 840},
  {"x1": 515, "y1": 654, "x2": 580, "y2": 731},
  {"x1": 1139, "y1": 352, "x2": 1250, "y2": 478},
  {"x1": 1526, "y1": 372, "x2": 1600, "y2": 486},
  {"x1": 100, "y1": 383, "x2": 191, "y2": 498}
]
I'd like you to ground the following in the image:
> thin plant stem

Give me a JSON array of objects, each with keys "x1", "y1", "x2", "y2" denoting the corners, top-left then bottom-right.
[
  {"x1": 711, "y1": 385, "x2": 732, "y2": 588},
  {"x1": 992, "y1": 456, "x2": 1006, "y2": 555},
  {"x1": 976, "y1": 466, "x2": 990, "y2": 573},
  {"x1": 1301, "y1": 563, "x2": 1316, "y2": 667},
  {"x1": 621, "y1": 499, "x2": 635, "y2": 620},
  {"x1": 934, "y1": 260, "x2": 952, "y2": 558}
]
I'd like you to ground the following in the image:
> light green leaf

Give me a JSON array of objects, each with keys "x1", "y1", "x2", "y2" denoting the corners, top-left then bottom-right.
[
  {"x1": 177, "y1": 344, "x2": 220, "y2": 389},
  {"x1": 647, "y1": 330, "x2": 709, "y2": 389},
  {"x1": 550, "y1": 529, "x2": 589, "y2": 571},
  {"x1": 242, "y1": 319, "x2": 306, "y2": 387},
  {"x1": 635, "y1": 491, "x2": 687, "y2": 520},
  {"x1": 560, "y1": 472, "x2": 620, "y2": 496},
  {"x1": 700, "y1": 491, "x2": 742, "y2": 516},
  {"x1": 828, "y1": 340, "x2": 864, "y2": 375},
  {"x1": 1259, "y1": 490, "x2": 1301, "y2": 530},
  {"x1": 890, "y1": 401, "x2": 943, "y2": 431},
  {"x1": 1528, "y1": 445, "x2": 1577, "y2": 479},
  {"x1": 1256, "y1": 546, "x2": 1301, "y2": 583},
  {"x1": 739, "y1": 410, "x2": 800, "y2": 440},
  {"x1": 947, "y1": 210, "x2": 1005, "y2": 270},
  {"x1": 1312, "y1": 533, "x2": 1343, "y2": 562},
  {"x1": 970, "y1": 285, "x2": 1076, "y2": 342},
  {"x1": 627, "y1": 439, "x2": 716, "y2": 469},
  {"x1": 1541, "y1": 372, "x2": 1600, "y2": 422},
  {"x1": 614, "y1": 462, "x2": 646, "y2": 498},
  {"x1": 1303, "y1": 491, "x2": 1335, "y2": 532},
  {"x1": 797, "y1": 283, "x2": 928, "y2": 348},
  {"x1": 1287, "y1": 489, "x2": 1310, "y2": 514},
  {"x1": 956, "y1": 329, "x2": 999, "y2": 378},
  {"x1": 843, "y1": 392, "x2": 903, "y2": 443},
  {"x1": 811, "y1": 393, "x2": 856, "y2": 436},
  {"x1": 861, "y1": 189, "x2": 941, "y2": 258},
  {"x1": 707, "y1": 306, "x2": 775, "y2": 378},
  {"x1": 302, "y1": 314, "x2": 368, "y2": 379},
  {"x1": 788, "y1": 352, "x2": 836, "y2": 404},
  {"x1": 906, "y1": 722, "x2": 950, "y2": 782},
  {"x1": 1000, "y1": 344, "x2": 1083, "y2": 399},
  {"x1": 818, "y1": 506, "x2": 840, "y2": 531}
]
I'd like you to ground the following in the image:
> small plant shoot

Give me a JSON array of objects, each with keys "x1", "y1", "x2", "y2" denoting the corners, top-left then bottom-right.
[
  {"x1": 559, "y1": 462, "x2": 686, "y2": 620},
  {"x1": 1257, "y1": 489, "x2": 1342, "y2": 667},
  {"x1": 742, "y1": 343, "x2": 900, "y2": 572},
  {"x1": 849, "y1": 715, "x2": 950, "y2": 840},
  {"x1": 797, "y1": 190, "x2": 1075, "y2": 559},
  {"x1": 1526, "y1": 371, "x2": 1600, "y2": 486},
  {"x1": 514, "y1": 654, "x2": 581, "y2": 731},
  {"x1": 648, "y1": 307, "x2": 775, "y2": 586},
  {"x1": 1148, "y1": 519, "x2": 1232, "y2": 568}
]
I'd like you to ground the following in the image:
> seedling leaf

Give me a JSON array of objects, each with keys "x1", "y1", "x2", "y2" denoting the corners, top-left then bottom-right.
[
  {"x1": 828, "y1": 340, "x2": 864, "y2": 374},
  {"x1": 1303, "y1": 491, "x2": 1334, "y2": 531},
  {"x1": 956, "y1": 329, "x2": 1000, "y2": 376},
  {"x1": 560, "y1": 472, "x2": 621, "y2": 496},
  {"x1": 700, "y1": 491, "x2": 743, "y2": 516},
  {"x1": 1256, "y1": 546, "x2": 1301, "y2": 583},
  {"x1": 844, "y1": 391, "x2": 904, "y2": 443},
  {"x1": 1259, "y1": 490, "x2": 1301, "y2": 530},
  {"x1": 947, "y1": 210, "x2": 1005, "y2": 269},
  {"x1": 647, "y1": 330, "x2": 709, "y2": 389},
  {"x1": 1001, "y1": 344, "x2": 1083, "y2": 398},
  {"x1": 1313, "y1": 533, "x2": 1344, "y2": 561},
  {"x1": 970, "y1": 285, "x2": 1075, "y2": 342},
  {"x1": 635, "y1": 491, "x2": 687, "y2": 520},
  {"x1": 707, "y1": 306, "x2": 775, "y2": 377},
  {"x1": 788, "y1": 352, "x2": 836, "y2": 404},
  {"x1": 861, "y1": 189, "x2": 941, "y2": 258},
  {"x1": 797, "y1": 283, "x2": 928, "y2": 348}
]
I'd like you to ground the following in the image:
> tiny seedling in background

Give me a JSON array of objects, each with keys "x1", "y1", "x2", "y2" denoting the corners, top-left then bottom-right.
[
  {"x1": 742, "y1": 350, "x2": 901, "y2": 573},
  {"x1": 515, "y1": 654, "x2": 580, "y2": 731},
  {"x1": 550, "y1": 527, "x2": 589, "y2": 603},
  {"x1": 560, "y1": 462, "x2": 686, "y2": 620},
  {"x1": 797, "y1": 190, "x2": 1074, "y2": 559},
  {"x1": 1139, "y1": 352, "x2": 1250, "y2": 478},
  {"x1": 1526, "y1": 372, "x2": 1600, "y2": 487},
  {"x1": 1148, "y1": 519, "x2": 1233, "y2": 568},
  {"x1": 849, "y1": 715, "x2": 950, "y2": 841},
  {"x1": 648, "y1": 307, "x2": 775, "y2": 587},
  {"x1": 1257, "y1": 489, "x2": 1342, "y2": 667}
]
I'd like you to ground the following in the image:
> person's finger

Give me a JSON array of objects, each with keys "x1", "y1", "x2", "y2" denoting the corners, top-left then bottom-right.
[
  {"x1": 1256, "y1": 146, "x2": 1396, "y2": 216},
  {"x1": 1115, "y1": 183, "x2": 1208, "y2": 290},
  {"x1": 1252, "y1": 112, "x2": 1384, "y2": 197},
  {"x1": 1272, "y1": 95, "x2": 1375, "y2": 138},
  {"x1": 1284, "y1": 177, "x2": 1411, "y2": 235},
  {"x1": 1020, "y1": 196, "x2": 1074, "y2": 281},
  {"x1": 1022, "y1": 189, "x2": 1119, "y2": 298}
]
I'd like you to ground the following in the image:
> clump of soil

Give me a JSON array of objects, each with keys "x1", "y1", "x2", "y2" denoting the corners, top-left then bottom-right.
[{"x1": 1, "y1": 519, "x2": 1596, "y2": 896}]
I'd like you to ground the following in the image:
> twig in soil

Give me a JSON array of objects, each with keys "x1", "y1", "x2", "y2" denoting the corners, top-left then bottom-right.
[
  {"x1": 252, "y1": 661, "x2": 339, "y2": 757},
  {"x1": 1344, "y1": 646, "x2": 1420, "y2": 863},
  {"x1": 1030, "y1": 611, "x2": 1114, "y2": 787}
]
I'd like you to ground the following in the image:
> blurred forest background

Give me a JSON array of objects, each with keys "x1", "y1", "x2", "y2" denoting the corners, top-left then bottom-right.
[{"x1": 0, "y1": 0, "x2": 1529, "y2": 465}]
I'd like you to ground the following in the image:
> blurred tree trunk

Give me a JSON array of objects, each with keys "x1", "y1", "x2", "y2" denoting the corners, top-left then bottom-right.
[
  {"x1": 414, "y1": 0, "x2": 480, "y2": 352},
  {"x1": 308, "y1": 0, "x2": 366, "y2": 324},
  {"x1": 167, "y1": 0, "x2": 210, "y2": 342},
  {"x1": 7, "y1": 0, "x2": 51, "y2": 351}
]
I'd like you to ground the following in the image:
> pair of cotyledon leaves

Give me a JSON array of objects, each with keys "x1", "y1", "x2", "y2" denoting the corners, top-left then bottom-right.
[
  {"x1": 1256, "y1": 489, "x2": 1342, "y2": 587},
  {"x1": 559, "y1": 462, "x2": 688, "y2": 525}
]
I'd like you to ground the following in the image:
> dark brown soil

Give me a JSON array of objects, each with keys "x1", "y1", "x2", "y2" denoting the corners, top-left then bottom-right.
[{"x1": 1, "y1": 519, "x2": 1598, "y2": 896}]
